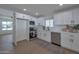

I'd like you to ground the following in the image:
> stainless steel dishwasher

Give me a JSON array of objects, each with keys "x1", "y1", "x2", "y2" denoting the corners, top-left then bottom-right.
[{"x1": 51, "y1": 32, "x2": 61, "y2": 46}]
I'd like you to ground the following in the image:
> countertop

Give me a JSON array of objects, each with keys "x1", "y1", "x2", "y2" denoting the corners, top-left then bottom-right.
[{"x1": 50, "y1": 30, "x2": 79, "y2": 33}]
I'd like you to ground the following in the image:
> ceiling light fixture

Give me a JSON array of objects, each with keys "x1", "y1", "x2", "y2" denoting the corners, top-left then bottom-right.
[
  {"x1": 23, "y1": 9, "x2": 27, "y2": 11},
  {"x1": 59, "y1": 4, "x2": 63, "y2": 6}
]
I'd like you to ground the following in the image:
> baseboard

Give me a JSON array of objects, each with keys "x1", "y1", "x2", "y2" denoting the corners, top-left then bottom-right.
[
  {"x1": 51, "y1": 42, "x2": 61, "y2": 46},
  {"x1": 61, "y1": 46, "x2": 79, "y2": 54}
]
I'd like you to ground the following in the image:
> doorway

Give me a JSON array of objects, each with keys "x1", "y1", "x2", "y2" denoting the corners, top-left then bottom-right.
[{"x1": 0, "y1": 15, "x2": 14, "y2": 53}]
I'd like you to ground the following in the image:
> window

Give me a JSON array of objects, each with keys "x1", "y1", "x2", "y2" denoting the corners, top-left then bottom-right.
[
  {"x1": 46, "y1": 20, "x2": 50, "y2": 27},
  {"x1": 2, "y1": 21, "x2": 13, "y2": 30},
  {"x1": 46, "y1": 20, "x2": 54, "y2": 27}
]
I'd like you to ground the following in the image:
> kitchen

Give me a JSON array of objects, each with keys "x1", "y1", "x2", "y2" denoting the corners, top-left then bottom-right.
[
  {"x1": 0, "y1": 4, "x2": 79, "y2": 53},
  {"x1": 33, "y1": 6, "x2": 79, "y2": 53}
]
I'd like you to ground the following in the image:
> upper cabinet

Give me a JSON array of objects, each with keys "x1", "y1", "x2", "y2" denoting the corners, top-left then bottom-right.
[
  {"x1": 16, "y1": 12, "x2": 31, "y2": 19},
  {"x1": 54, "y1": 12, "x2": 65, "y2": 25},
  {"x1": 37, "y1": 17, "x2": 45, "y2": 26},
  {"x1": 72, "y1": 8, "x2": 79, "y2": 24},
  {"x1": 54, "y1": 8, "x2": 79, "y2": 25}
]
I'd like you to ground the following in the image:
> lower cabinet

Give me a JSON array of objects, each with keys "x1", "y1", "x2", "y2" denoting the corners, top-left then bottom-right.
[
  {"x1": 61, "y1": 33, "x2": 79, "y2": 52},
  {"x1": 43, "y1": 31, "x2": 51, "y2": 42},
  {"x1": 37, "y1": 27, "x2": 51, "y2": 42},
  {"x1": 72, "y1": 34, "x2": 79, "y2": 52},
  {"x1": 61, "y1": 33, "x2": 72, "y2": 49}
]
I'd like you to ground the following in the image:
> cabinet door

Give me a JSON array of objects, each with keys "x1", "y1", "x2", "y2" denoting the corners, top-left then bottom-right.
[
  {"x1": 61, "y1": 33, "x2": 72, "y2": 49},
  {"x1": 43, "y1": 31, "x2": 51, "y2": 42},
  {"x1": 72, "y1": 34, "x2": 79, "y2": 52},
  {"x1": 63, "y1": 11, "x2": 73, "y2": 24},
  {"x1": 37, "y1": 27, "x2": 43, "y2": 39},
  {"x1": 37, "y1": 30, "x2": 41, "y2": 39},
  {"x1": 72, "y1": 8, "x2": 79, "y2": 24},
  {"x1": 54, "y1": 11, "x2": 73, "y2": 25},
  {"x1": 54, "y1": 13, "x2": 65, "y2": 25}
]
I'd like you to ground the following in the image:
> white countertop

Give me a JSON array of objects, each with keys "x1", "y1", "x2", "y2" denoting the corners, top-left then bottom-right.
[{"x1": 50, "y1": 30, "x2": 79, "y2": 33}]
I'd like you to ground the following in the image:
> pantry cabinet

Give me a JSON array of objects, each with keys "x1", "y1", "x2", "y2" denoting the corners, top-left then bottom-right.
[
  {"x1": 61, "y1": 32, "x2": 79, "y2": 52},
  {"x1": 63, "y1": 11, "x2": 73, "y2": 24}
]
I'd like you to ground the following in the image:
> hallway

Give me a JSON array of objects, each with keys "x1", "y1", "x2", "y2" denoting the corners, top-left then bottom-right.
[{"x1": 0, "y1": 34, "x2": 76, "y2": 54}]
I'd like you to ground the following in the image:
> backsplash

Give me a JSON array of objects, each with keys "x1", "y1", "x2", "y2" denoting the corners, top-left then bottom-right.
[
  {"x1": 73, "y1": 24, "x2": 79, "y2": 30},
  {"x1": 62, "y1": 24, "x2": 79, "y2": 32}
]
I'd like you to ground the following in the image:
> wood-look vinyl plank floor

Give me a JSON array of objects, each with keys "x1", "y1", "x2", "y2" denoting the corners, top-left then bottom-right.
[{"x1": 0, "y1": 34, "x2": 77, "y2": 54}]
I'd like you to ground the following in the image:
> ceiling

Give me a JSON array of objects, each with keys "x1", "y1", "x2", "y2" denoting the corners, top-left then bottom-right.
[{"x1": 0, "y1": 4, "x2": 79, "y2": 17}]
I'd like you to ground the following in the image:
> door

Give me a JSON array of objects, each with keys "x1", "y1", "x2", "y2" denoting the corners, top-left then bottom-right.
[{"x1": 15, "y1": 19, "x2": 27, "y2": 42}]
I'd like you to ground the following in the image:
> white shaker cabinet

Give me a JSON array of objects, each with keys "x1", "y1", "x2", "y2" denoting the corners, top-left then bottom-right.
[
  {"x1": 54, "y1": 12, "x2": 65, "y2": 25},
  {"x1": 72, "y1": 8, "x2": 79, "y2": 24},
  {"x1": 63, "y1": 11, "x2": 73, "y2": 24},
  {"x1": 61, "y1": 32, "x2": 79, "y2": 52},
  {"x1": 61, "y1": 33, "x2": 73, "y2": 49},
  {"x1": 42, "y1": 30, "x2": 51, "y2": 42},
  {"x1": 54, "y1": 11, "x2": 73, "y2": 25},
  {"x1": 54, "y1": 8, "x2": 79, "y2": 25},
  {"x1": 37, "y1": 26, "x2": 43, "y2": 39},
  {"x1": 72, "y1": 33, "x2": 79, "y2": 52},
  {"x1": 37, "y1": 26, "x2": 51, "y2": 42}
]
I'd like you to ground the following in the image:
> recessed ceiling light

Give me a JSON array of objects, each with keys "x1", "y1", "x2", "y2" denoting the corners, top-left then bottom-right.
[{"x1": 23, "y1": 9, "x2": 27, "y2": 11}]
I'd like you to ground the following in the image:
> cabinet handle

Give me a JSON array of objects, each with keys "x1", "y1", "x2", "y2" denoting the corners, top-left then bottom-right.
[
  {"x1": 71, "y1": 20, "x2": 74, "y2": 24},
  {"x1": 70, "y1": 39, "x2": 74, "y2": 43},
  {"x1": 70, "y1": 35, "x2": 74, "y2": 37}
]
